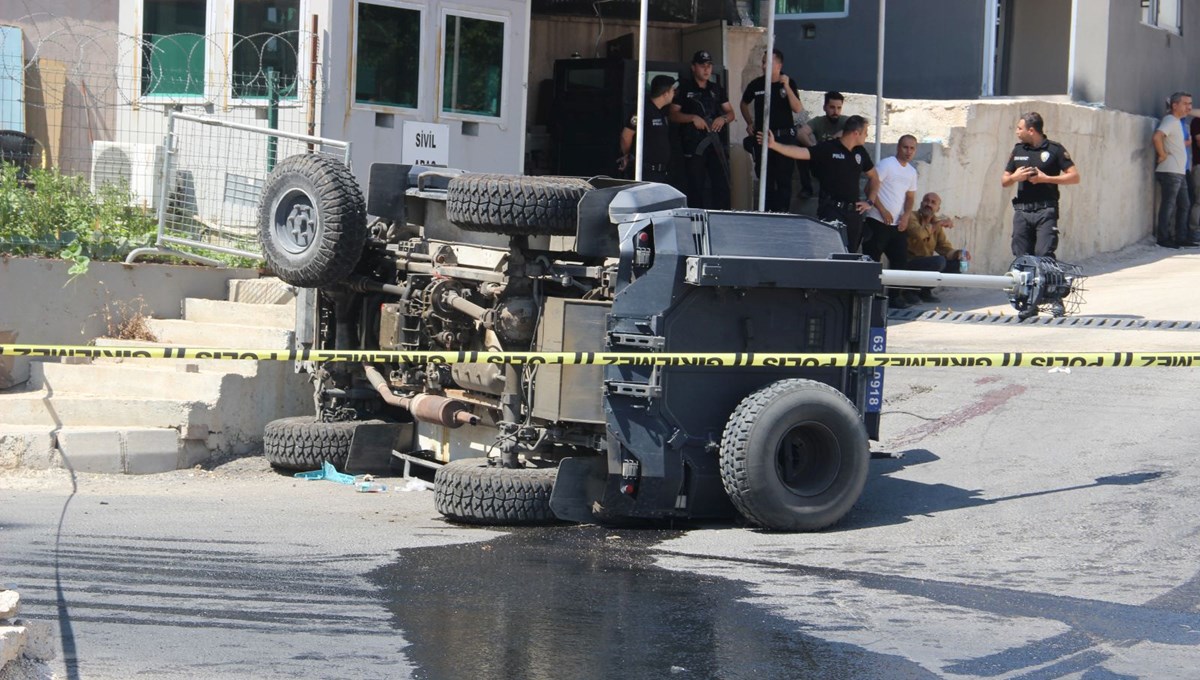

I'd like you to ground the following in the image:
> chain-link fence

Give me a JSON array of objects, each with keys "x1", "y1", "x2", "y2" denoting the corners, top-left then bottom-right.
[
  {"x1": 0, "y1": 10, "x2": 331, "y2": 264},
  {"x1": 148, "y1": 112, "x2": 349, "y2": 263}
]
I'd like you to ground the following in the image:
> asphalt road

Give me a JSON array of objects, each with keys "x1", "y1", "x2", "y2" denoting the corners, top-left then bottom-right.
[{"x1": 3, "y1": 244, "x2": 1200, "y2": 678}]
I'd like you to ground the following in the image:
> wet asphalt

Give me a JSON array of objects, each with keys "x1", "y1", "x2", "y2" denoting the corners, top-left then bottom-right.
[{"x1": 368, "y1": 525, "x2": 930, "y2": 680}]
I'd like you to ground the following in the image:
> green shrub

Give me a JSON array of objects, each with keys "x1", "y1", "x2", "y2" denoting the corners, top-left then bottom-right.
[
  {"x1": 0, "y1": 165, "x2": 260, "y2": 274},
  {"x1": 0, "y1": 164, "x2": 158, "y2": 274}
]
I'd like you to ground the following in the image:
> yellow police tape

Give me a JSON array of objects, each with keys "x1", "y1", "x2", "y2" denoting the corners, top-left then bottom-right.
[{"x1": 1, "y1": 344, "x2": 1199, "y2": 367}]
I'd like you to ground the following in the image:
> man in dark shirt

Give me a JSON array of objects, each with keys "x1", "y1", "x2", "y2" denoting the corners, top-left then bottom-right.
[
  {"x1": 766, "y1": 115, "x2": 880, "y2": 252},
  {"x1": 619, "y1": 75, "x2": 678, "y2": 183},
  {"x1": 1001, "y1": 111, "x2": 1079, "y2": 258},
  {"x1": 670, "y1": 50, "x2": 735, "y2": 210},
  {"x1": 1000, "y1": 111, "x2": 1080, "y2": 318},
  {"x1": 739, "y1": 48, "x2": 806, "y2": 212}
]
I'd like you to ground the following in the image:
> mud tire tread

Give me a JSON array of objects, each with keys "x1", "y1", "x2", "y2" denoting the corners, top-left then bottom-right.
[
  {"x1": 434, "y1": 457, "x2": 558, "y2": 525},
  {"x1": 719, "y1": 379, "x2": 869, "y2": 532},
  {"x1": 445, "y1": 173, "x2": 592, "y2": 236},
  {"x1": 257, "y1": 154, "x2": 367, "y2": 288},
  {"x1": 262, "y1": 416, "x2": 386, "y2": 471}
]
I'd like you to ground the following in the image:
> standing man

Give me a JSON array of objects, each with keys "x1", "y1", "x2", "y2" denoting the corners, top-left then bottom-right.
[
  {"x1": 862, "y1": 134, "x2": 919, "y2": 307},
  {"x1": 808, "y1": 91, "x2": 848, "y2": 143},
  {"x1": 670, "y1": 50, "x2": 736, "y2": 210},
  {"x1": 1001, "y1": 111, "x2": 1080, "y2": 318},
  {"x1": 766, "y1": 115, "x2": 880, "y2": 252},
  {"x1": 618, "y1": 75, "x2": 678, "y2": 183},
  {"x1": 1151, "y1": 92, "x2": 1197, "y2": 248},
  {"x1": 798, "y1": 91, "x2": 848, "y2": 203},
  {"x1": 740, "y1": 48, "x2": 806, "y2": 212}
]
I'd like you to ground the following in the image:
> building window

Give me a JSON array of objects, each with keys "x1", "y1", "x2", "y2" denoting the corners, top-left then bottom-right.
[
  {"x1": 141, "y1": 0, "x2": 207, "y2": 96},
  {"x1": 441, "y1": 12, "x2": 505, "y2": 119},
  {"x1": 1142, "y1": 0, "x2": 1181, "y2": 33},
  {"x1": 354, "y1": 1, "x2": 421, "y2": 109},
  {"x1": 232, "y1": 0, "x2": 301, "y2": 99},
  {"x1": 776, "y1": 0, "x2": 849, "y2": 19}
]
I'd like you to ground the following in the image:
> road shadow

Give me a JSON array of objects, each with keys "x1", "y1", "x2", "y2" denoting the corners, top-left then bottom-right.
[{"x1": 835, "y1": 450, "x2": 1165, "y2": 531}]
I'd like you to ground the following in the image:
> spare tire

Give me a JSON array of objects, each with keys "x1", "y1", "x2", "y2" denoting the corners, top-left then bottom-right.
[
  {"x1": 445, "y1": 173, "x2": 592, "y2": 235},
  {"x1": 434, "y1": 457, "x2": 558, "y2": 525},
  {"x1": 262, "y1": 416, "x2": 388, "y2": 471},
  {"x1": 257, "y1": 154, "x2": 367, "y2": 288}
]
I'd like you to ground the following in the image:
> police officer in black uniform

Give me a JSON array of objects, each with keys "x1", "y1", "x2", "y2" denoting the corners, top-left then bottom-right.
[
  {"x1": 670, "y1": 50, "x2": 735, "y2": 210},
  {"x1": 1001, "y1": 111, "x2": 1080, "y2": 318},
  {"x1": 740, "y1": 48, "x2": 805, "y2": 212},
  {"x1": 765, "y1": 115, "x2": 880, "y2": 252},
  {"x1": 618, "y1": 75, "x2": 677, "y2": 183}
]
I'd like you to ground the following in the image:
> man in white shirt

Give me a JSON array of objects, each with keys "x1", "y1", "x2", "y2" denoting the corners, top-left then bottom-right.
[
  {"x1": 863, "y1": 134, "x2": 918, "y2": 307},
  {"x1": 1151, "y1": 91, "x2": 1197, "y2": 248}
]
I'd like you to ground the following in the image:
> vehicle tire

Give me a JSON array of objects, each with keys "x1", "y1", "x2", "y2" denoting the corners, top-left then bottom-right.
[
  {"x1": 719, "y1": 379, "x2": 870, "y2": 531},
  {"x1": 434, "y1": 457, "x2": 558, "y2": 525},
  {"x1": 445, "y1": 173, "x2": 592, "y2": 236},
  {"x1": 257, "y1": 154, "x2": 367, "y2": 288},
  {"x1": 262, "y1": 416, "x2": 387, "y2": 471}
]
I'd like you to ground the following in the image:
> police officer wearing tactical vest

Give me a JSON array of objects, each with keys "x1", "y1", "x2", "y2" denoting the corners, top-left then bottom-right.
[
  {"x1": 1001, "y1": 112, "x2": 1080, "y2": 260},
  {"x1": 1001, "y1": 111, "x2": 1079, "y2": 318},
  {"x1": 618, "y1": 75, "x2": 677, "y2": 183},
  {"x1": 670, "y1": 50, "x2": 735, "y2": 210},
  {"x1": 765, "y1": 115, "x2": 880, "y2": 253},
  {"x1": 740, "y1": 48, "x2": 806, "y2": 213}
]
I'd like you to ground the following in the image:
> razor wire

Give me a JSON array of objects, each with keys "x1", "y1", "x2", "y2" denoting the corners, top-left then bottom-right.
[{"x1": 0, "y1": 10, "x2": 330, "y2": 263}]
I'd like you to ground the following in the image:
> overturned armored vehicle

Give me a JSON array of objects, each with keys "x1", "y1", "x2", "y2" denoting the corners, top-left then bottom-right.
[{"x1": 256, "y1": 154, "x2": 1071, "y2": 531}]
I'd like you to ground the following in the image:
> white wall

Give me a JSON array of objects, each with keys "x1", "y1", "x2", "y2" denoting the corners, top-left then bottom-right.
[
  {"x1": 113, "y1": 0, "x2": 528, "y2": 200},
  {"x1": 322, "y1": 0, "x2": 529, "y2": 182}
]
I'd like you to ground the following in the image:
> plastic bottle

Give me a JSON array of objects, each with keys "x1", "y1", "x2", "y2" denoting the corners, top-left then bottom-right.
[{"x1": 959, "y1": 248, "x2": 970, "y2": 273}]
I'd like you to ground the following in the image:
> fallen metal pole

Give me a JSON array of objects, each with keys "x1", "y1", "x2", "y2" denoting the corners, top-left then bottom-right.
[{"x1": 880, "y1": 269, "x2": 1023, "y2": 291}]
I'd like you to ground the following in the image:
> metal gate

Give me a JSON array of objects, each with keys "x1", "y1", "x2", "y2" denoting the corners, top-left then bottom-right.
[{"x1": 126, "y1": 112, "x2": 351, "y2": 265}]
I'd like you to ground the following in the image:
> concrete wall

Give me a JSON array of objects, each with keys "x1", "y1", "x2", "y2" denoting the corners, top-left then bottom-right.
[
  {"x1": 774, "y1": 0, "x2": 985, "y2": 99},
  {"x1": 0, "y1": 259, "x2": 258, "y2": 387},
  {"x1": 1002, "y1": 0, "x2": 1070, "y2": 96},
  {"x1": 1103, "y1": 1, "x2": 1200, "y2": 117},
  {"x1": 799, "y1": 91, "x2": 1154, "y2": 276}
]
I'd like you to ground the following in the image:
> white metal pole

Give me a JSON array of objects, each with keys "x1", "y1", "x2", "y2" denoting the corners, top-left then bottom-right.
[
  {"x1": 982, "y1": 0, "x2": 999, "y2": 97},
  {"x1": 634, "y1": 0, "x2": 649, "y2": 181},
  {"x1": 874, "y1": 0, "x2": 885, "y2": 161},
  {"x1": 757, "y1": 1, "x2": 775, "y2": 211}
]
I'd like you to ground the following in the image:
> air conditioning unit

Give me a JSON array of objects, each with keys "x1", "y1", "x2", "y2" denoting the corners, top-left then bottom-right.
[{"x1": 90, "y1": 141, "x2": 168, "y2": 210}]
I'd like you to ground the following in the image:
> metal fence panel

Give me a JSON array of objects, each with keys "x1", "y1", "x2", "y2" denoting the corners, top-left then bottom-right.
[{"x1": 154, "y1": 112, "x2": 350, "y2": 261}]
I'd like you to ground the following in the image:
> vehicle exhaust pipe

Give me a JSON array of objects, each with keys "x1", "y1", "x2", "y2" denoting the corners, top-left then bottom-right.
[{"x1": 362, "y1": 364, "x2": 479, "y2": 427}]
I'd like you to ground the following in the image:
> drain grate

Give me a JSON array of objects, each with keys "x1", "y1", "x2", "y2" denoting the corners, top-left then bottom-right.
[{"x1": 888, "y1": 309, "x2": 1200, "y2": 330}]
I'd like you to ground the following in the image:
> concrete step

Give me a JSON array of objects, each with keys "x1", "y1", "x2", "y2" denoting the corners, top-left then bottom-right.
[
  {"x1": 56, "y1": 426, "x2": 209, "y2": 474},
  {"x1": 0, "y1": 425, "x2": 56, "y2": 470},
  {"x1": 89, "y1": 338, "x2": 261, "y2": 371},
  {"x1": 228, "y1": 277, "x2": 296, "y2": 304},
  {"x1": 50, "y1": 426, "x2": 209, "y2": 474},
  {"x1": 182, "y1": 298, "x2": 295, "y2": 329},
  {"x1": 29, "y1": 362, "x2": 238, "y2": 399},
  {"x1": 144, "y1": 319, "x2": 293, "y2": 349},
  {"x1": 0, "y1": 392, "x2": 212, "y2": 429}
]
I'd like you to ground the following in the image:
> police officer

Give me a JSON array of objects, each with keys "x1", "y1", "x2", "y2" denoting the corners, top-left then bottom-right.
[
  {"x1": 618, "y1": 75, "x2": 677, "y2": 183},
  {"x1": 765, "y1": 115, "x2": 880, "y2": 252},
  {"x1": 670, "y1": 50, "x2": 735, "y2": 210},
  {"x1": 1000, "y1": 111, "x2": 1080, "y2": 317},
  {"x1": 740, "y1": 48, "x2": 805, "y2": 212}
]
